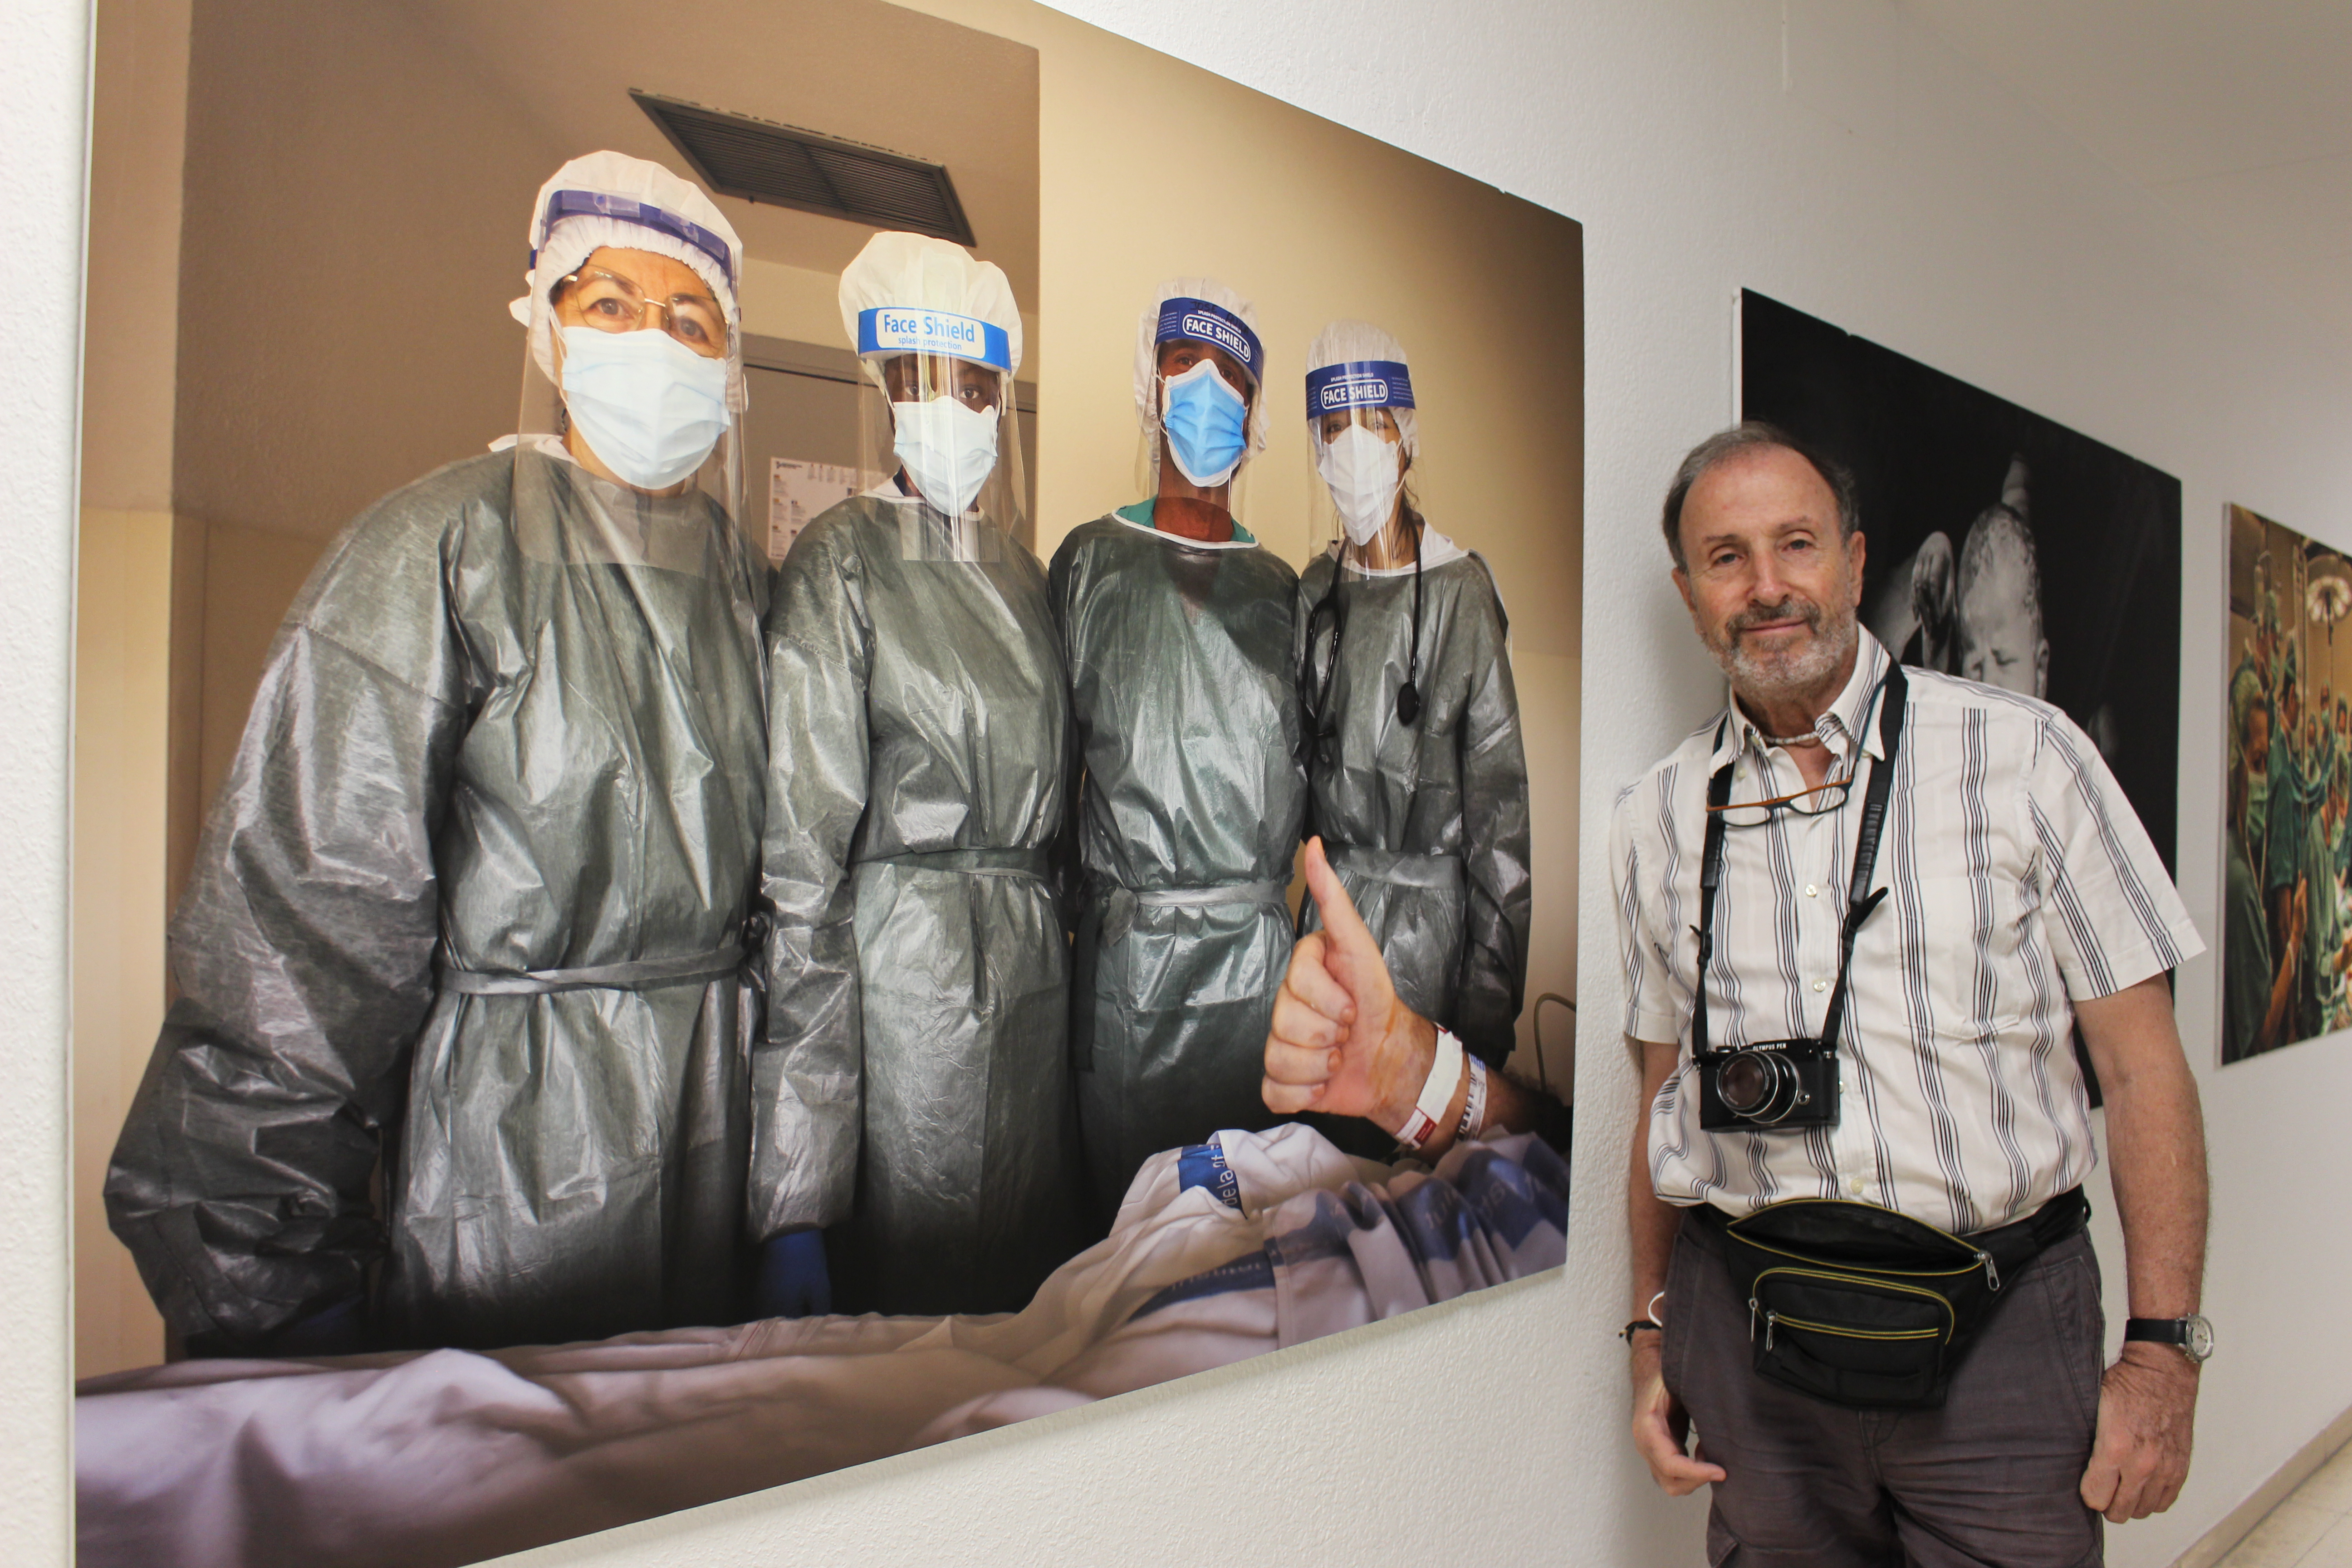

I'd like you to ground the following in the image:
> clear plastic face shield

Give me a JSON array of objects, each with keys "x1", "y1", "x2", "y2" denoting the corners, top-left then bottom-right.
[
  {"x1": 853, "y1": 303, "x2": 1024, "y2": 563},
  {"x1": 1305, "y1": 358, "x2": 1419, "y2": 564},
  {"x1": 514, "y1": 190, "x2": 749, "y2": 578},
  {"x1": 1138, "y1": 296, "x2": 1266, "y2": 530}
]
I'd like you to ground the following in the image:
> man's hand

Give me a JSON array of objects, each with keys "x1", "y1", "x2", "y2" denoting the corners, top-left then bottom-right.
[
  {"x1": 1630, "y1": 1332, "x2": 1724, "y2": 1496},
  {"x1": 2074, "y1": 974, "x2": 2207, "y2": 1524},
  {"x1": 2079, "y1": 1343, "x2": 2198, "y2": 1522},
  {"x1": 1262, "y1": 837, "x2": 1437, "y2": 1131}
]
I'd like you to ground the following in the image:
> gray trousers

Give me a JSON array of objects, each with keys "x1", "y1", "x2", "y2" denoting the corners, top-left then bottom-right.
[{"x1": 1664, "y1": 1209, "x2": 2106, "y2": 1568}]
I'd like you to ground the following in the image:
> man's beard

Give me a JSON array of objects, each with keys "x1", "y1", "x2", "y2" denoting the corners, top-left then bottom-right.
[{"x1": 1702, "y1": 594, "x2": 1858, "y2": 707}]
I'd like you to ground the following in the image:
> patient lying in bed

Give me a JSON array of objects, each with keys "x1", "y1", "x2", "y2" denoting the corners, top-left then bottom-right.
[{"x1": 78, "y1": 1124, "x2": 1568, "y2": 1568}]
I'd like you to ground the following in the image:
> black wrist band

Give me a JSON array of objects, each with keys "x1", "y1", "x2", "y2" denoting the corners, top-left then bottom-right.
[{"x1": 1621, "y1": 1319, "x2": 1663, "y2": 1343}]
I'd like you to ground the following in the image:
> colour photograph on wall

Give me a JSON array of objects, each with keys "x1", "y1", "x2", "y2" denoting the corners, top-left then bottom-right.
[
  {"x1": 2222, "y1": 503, "x2": 2352, "y2": 1066},
  {"x1": 69, "y1": 2, "x2": 1581, "y2": 1564},
  {"x1": 1739, "y1": 290, "x2": 2185, "y2": 873}
]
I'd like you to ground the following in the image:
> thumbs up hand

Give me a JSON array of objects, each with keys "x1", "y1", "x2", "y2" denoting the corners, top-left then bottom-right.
[{"x1": 1262, "y1": 838, "x2": 1442, "y2": 1132}]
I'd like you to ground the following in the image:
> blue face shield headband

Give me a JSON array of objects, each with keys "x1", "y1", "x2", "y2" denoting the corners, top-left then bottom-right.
[
  {"x1": 1304, "y1": 359, "x2": 1416, "y2": 420},
  {"x1": 1155, "y1": 298, "x2": 1262, "y2": 487},
  {"x1": 533, "y1": 190, "x2": 739, "y2": 294}
]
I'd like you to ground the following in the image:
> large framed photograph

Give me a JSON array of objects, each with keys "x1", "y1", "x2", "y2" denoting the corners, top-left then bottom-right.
[{"x1": 70, "y1": 1, "x2": 1582, "y2": 1562}]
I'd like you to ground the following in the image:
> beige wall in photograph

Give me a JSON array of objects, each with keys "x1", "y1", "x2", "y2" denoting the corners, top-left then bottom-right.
[
  {"x1": 71, "y1": 0, "x2": 194, "y2": 1380},
  {"x1": 71, "y1": 512, "x2": 174, "y2": 1379}
]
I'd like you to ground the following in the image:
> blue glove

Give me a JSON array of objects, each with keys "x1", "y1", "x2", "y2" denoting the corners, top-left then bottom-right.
[{"x1": 755, "y1": 1230, "x2": 833, "y2": 1319}]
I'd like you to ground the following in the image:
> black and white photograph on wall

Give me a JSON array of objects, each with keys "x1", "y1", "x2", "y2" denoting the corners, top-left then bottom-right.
[
  {"x1": 2223, "y1": 503, "x2": 2352, "y2": 1066},
  {"x1": 69, "y1": 1, "x2": 1581, "y2": 1564},
  {"x1": 1739, "y1": 290, "x2": 2185, "y2": 877}
]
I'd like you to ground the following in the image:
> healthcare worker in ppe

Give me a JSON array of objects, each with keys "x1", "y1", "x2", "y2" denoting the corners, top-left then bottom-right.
[
  {"x1": 1050, "y1": 279, "x2": 1308, "y2": 1218},
  {"x1": 752, "y1": 231, "x2": 1077, "y2": 1316},
  {"x1": 1294, "y1": 323, "x2": 1531, "y2": 1072},
  {"x1": 105, "y1": 152, "x2": 770, "y2": 1353}
]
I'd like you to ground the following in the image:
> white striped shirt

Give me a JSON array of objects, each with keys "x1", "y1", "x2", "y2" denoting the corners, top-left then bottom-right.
[{"x1": 1609, "y1": 632, "x2": 2201, "y2": 1233}]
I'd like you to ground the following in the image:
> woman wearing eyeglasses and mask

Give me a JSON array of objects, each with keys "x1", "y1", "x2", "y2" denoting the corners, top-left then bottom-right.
[
  {"x1": 107, "y1": 152, "x2": 770, "y2": 1355},
  {"x1": 1294, "y1": 322, "x2": 1533, "y2": 1084}
]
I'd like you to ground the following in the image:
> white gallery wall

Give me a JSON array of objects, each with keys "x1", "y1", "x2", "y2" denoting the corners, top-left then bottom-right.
[{"x1": 5, "y1": 1, "x2": 2349, "y2": 1565}]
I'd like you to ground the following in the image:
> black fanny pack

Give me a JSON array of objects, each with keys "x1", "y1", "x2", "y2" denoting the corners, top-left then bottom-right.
[{"x1": 1694, "y1": 1187, "x2": 2089, "y2": 1410}]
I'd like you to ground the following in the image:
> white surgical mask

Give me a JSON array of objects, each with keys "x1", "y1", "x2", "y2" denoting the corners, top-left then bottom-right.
[
  {"x1": 892, "y1": 396, "x2": 1000, "y2": 517},
  {"x1": 1317, "y1": 422, "x2": 1405, "y2": 546},
  {"x1": 559, "y1": 326, "x2": 731, "y2": 490}
]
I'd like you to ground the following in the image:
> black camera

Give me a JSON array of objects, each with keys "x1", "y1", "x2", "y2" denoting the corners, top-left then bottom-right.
[{"x1": 1695, "y1": 1039, "x2": 1839, "y2": 1131}]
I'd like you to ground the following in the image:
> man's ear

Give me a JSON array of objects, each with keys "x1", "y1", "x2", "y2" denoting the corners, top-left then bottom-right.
[
  {"x1": 1672, "y1": 566, "x2": 1695, "y2": 614},
  {"x1": 1845, "y1": 529, "x2": 1868, "y2": 607}
]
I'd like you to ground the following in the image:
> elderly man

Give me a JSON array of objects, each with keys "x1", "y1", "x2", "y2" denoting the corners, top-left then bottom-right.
[
  {"x1": 107, "y1": 152, "x2": 770, "y2": 1354},
  {"x1": 1611, "y1": 424, "x2": 2209, "y2": 1566}
]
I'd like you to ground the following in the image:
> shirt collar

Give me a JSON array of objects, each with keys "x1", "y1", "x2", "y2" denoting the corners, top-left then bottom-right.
[{"x1": 1713, "y1": 630, "x2": 1893, "y2": 769}]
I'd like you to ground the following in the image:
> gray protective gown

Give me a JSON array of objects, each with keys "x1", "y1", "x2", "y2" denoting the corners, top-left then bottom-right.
[
  {"x1": 752, "y1": 495, "x2": 1077, "y2": 1315},
  {"x1": 1295, "y1": 544, "x2": 1533, "y2": 1066},
  {"x1": 105, "y1": 449, "x2": 769, "y2": 1351},
  {"x1": 1051, "y1": 508, "x2": 1308, "y2": 1214}
]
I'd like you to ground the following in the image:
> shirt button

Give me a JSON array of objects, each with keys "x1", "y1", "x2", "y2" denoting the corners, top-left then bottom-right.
[
  {"x1": 1805, "y1": 884, "x2": 1819, "y2": 898},
  {"x1": 1847, "y1": 1176, "x2": 1865, "y2": 1196},
  {"x1": 1812, "y1": 979, "x2": 1828, "y2": 993}
]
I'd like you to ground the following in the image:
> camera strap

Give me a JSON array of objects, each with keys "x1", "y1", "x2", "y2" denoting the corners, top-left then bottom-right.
[{"x1": 1691, "y1": 663, "x2": 1908, "y2": 1059}]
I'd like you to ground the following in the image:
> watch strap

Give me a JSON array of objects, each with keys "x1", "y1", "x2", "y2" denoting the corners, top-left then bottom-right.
[{"x1": 2123, "y1": 1315, "x2": 2213, "y2": 1362}]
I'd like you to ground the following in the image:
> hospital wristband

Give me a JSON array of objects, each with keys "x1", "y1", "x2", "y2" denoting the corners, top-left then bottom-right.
[
  {"x1": 1395, "y1": 1027, "x2": 1466, "y2": 1153},
  {"x1": 1458, "y1": 1056, "x2": 1490, "y2": 1140}
]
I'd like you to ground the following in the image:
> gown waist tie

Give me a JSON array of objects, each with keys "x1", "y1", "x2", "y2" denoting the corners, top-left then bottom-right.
[
  {"x1": 437, "y1": 945, "x2": 749, "y2": 996},
  {"x1": 1101, "y1": 877, "x2": 1289, "y2": 945}
]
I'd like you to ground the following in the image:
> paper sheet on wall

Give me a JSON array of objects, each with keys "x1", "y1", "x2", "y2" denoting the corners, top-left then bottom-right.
[{"x1": 768, "y1": 460, "x2": 862, "y2": 565}]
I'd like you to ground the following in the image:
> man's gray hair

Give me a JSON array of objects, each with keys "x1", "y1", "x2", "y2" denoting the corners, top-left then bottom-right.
[{"x1": 1659, "y1": 421, "x2": 1861, "y2": 571}]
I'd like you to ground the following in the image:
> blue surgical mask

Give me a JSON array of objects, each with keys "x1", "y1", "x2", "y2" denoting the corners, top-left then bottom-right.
[
  {"x1": 559, "y1": 325, "x2": 731, "y2": 490},
  {"x1": 1160, "y1": 358, "x2": 1250, "y2": 487}
]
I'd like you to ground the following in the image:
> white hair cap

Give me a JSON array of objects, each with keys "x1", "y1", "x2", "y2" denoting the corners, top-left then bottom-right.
[
  {"x1": 509, "y1": 151, "x2": 747, "y2": 412},
  {"x1": 836, "y1": 230, "x2": 1024, "y2": 391},
  {"x1": 1133, "y1": 277, "x2": 1271, "y2": 462},
  {"x1": 1305, "y1": 319, "x2": 1419, "y2": 458}
]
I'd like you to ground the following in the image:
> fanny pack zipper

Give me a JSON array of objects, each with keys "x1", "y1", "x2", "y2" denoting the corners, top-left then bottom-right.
[
  {"x1": 1758, "y1": 1311, "x2": 1945, "y2": 1352},
  {"x1": 1729, "y1": 1200, "x2": 2005, "y2": 1292},
  {"x1": 1748, "y1": 1266, "x2": 1958, "y2": 1344}
]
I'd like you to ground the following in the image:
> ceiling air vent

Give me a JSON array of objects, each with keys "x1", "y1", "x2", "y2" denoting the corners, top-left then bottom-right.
[{"x1": 632, "y1": 90, "x2": 976, "y2": 246}]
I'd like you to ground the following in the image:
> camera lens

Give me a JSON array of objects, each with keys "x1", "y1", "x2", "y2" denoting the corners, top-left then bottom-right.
[{"x1": 1718, "y1": 1050, "x2": 1791, "y2": 1118}]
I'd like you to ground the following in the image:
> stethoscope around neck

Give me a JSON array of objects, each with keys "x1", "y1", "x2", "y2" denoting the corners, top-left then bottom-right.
[{"x1": 1305, "y1": 517, "x2": 1426, "y2": 732}]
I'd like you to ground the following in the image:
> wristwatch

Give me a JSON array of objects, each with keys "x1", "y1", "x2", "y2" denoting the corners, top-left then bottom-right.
[{"x1": 2123, "y1": 1315, "x2": 2215, "y2": 1363}]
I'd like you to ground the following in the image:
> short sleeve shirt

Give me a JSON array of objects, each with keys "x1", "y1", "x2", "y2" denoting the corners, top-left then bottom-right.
[{"x1": 1609, "y1": 632, "x2": 2202, "y2": 1233}]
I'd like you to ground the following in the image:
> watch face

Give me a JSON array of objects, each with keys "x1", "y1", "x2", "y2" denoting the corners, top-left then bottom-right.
[{"x1": 2185, "y1": 1314, "x2": 2216, "y2": 1362}]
